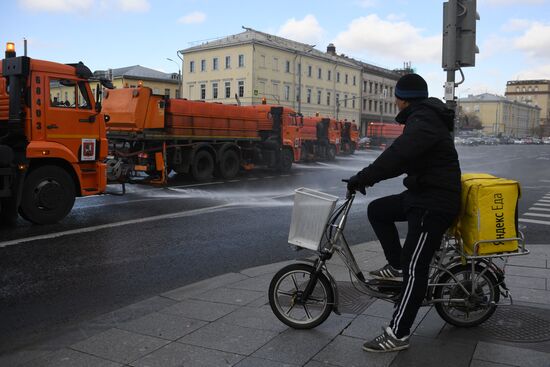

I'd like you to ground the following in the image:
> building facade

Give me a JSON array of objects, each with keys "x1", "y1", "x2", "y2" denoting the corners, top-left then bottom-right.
[
  {"x1": 93, "y1": 65, "x2": 181, "y2": 98},
  {"x1": 505, "y1": 80, "x2": 550, "y2": 136},
  {"x1": 180, "y1": 28, "x2": 367, "y2": 128},
  {"x1": 356, "y1": 61, "x2": 402, "y2": 128},
  {"x1": 459, "y1": 93, "x2": 541, "y2": 137}
]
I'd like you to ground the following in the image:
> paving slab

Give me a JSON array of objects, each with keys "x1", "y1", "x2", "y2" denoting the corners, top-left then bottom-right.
[
  {"x1": 251, "y1": 329, "x2": 332, "y2": 366},
  {"x1": 342, "y1": 314, "x2": 392, "y2": 340},
  {"x1": 162, "y1": 273, "x2": 250, "y2": 301},
  {"x1": 0, "y1": 349, "x2": 52, "y2": 367},
  {"x1": 303, "y1": 361, "x2": 341, "y2": 367},
  {"x1": 160, "y1": 299, "x2": 239, "y2": 322},
  {"x1": 217, "y1": 305, "x2": 288, "y2": 332},
  {"x1": 469, "y1": 361, "x2": 519, "y2": 367},
  {"x1": 91, "y1": 296, "x2": 179, "y2": 327},
  {"x1": 118, "y1": 312, "x2": 208, "y2": 340},
  {"x1": 19, "y1": 348, "x2": 122, "y2": 367},
  {"x1": 313, "y1": 335, "x2": 396, "y2": 367},
  {"x1": 240, "y1": 261, "x2": 295, "y2": 278},
  {"x1": 472, "y1": 341, "x2": 550, "y2": 367},
  {"x1": 178, "y1": 322, "x2": 279, "y2": 355},
  {"x1": 509, "y1": 287, "x2": 550, "y2": 305},
  {"x1": 130, "y1": 342, "x2": 244, "y2": 367},
  {"x1": 505, "y1": 265, "x2": 550, "y2": 279},
  {"x1": 390, "y1": 335, "x2": 475, "y2": 367},
  {"x1": 227, "y1": 273, "x2": 274, "y2": 292},
  {"x1": 235, "y1": 356, "x2": 299, "y2": 367},
  {"x1": 189, "y1": 287, "x2": 264, "y2": 306},
  {"x1": 505, "y1": 275, "x2": 547, "y2": 290},
  {"x1": 411, "y1": 307, "x2": 446, "y2": 338},
  {"x1": 70, "y1": 328, "x2": 169, "y2": 364}
]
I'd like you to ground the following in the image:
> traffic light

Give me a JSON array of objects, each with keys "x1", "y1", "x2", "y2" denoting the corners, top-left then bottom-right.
[{"x1": 442, "y1": 0, "x2": 480, "y2": 70}]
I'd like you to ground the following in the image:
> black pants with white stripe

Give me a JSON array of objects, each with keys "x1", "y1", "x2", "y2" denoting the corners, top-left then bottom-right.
[{"x1": 368, "y1": 193, "x2": 455, "y2": 339}]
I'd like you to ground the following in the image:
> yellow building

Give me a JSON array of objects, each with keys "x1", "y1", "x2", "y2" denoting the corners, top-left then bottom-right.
[
  {"x1": 356, "y1": 59, "x2": 403, "y2": 127},
  {"x1": 179, "y1": 27, "x2": 363, "y2": 125},
  {"x1": 505, "y1": 80, "x2": 550, "y2": 136},
  {"x1": 93, "y1": 65, "x2": 181, "y2": 98},
  {"x1": 459, "y1": 93, "x2": 541, "y2": 137}
]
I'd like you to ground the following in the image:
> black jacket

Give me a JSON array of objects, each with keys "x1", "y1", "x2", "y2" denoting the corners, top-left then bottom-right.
[{"x1": 356, "y1": 97, "x2": 461, "y2": 214}]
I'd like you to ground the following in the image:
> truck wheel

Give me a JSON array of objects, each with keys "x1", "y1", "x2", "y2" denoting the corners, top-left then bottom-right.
[
  {"x1": 278, "y1": 148, "x2": 293, "y2": 173},
  {"x1": 214, "y1": 149, "x2": 240, "y2": 179},
  {"x1": 191, "y1": 150, "x2": 214, "y2": 181},
  {"x1": 19, "y1": 166, "x2": 75, "y2": 225}
]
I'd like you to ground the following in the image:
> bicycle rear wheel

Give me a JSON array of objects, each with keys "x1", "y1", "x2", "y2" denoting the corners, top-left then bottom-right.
[
  {"x1": 268, "y1": 263, "x2": 334, "y2": 329},
  {"x1": 434, "y1": 264, "x2": 500, "y2": 327}
]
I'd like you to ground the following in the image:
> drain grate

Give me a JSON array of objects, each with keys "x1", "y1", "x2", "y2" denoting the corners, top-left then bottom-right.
[
  {"x1": 479, "y1": 306, "x2": 550, "y2": 342},
  {"x1": 337, "y1": 281, "x2": 375, "y2": 315}
]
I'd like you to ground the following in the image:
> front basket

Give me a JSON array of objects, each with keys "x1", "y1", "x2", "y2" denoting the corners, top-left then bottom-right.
[{"x1": 288, "y1": 188, "x2": 338, "y2": 251}]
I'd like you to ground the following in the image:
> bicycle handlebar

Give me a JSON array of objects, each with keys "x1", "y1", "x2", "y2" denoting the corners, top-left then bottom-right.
[{"x1": 341, "y1": 179, "x2": 365, "y2": 198}]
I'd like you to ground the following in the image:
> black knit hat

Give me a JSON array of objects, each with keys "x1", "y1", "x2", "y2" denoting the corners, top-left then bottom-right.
[{"x1": 394, "y1": 73, "x2": 428, "y2": 100}]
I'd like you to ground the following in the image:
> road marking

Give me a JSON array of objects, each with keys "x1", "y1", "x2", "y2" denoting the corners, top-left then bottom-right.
[
  {"x1": 538, "y1": 200, "x2": 550, "y2": 203},
  {"x1": 524, "y1": 212, "x2": 550, "y2": 218},
  {"x1": 530, "y1": 207, "x2": 550, "y2": 212},
  {"x1": 540, "y1": 180, "x2": 550, "y2": 183},
  {"x1": 0, "y1": 203, "x2": 233, "y2": 248},
  {"x1": 534, "y1": 203, "x2": 550, "y2": 207},
  {"x1": 519, "y1": 218, "x2": 550, "y2": 226}
]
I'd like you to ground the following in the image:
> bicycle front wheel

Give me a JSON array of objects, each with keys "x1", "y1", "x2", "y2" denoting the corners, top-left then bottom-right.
[
  {"x1": 268, "y1": 263, "x2": 334, "y2": 329},
  {"x1": 434, "y1": 264, "x2": 500, "y2": 327}
]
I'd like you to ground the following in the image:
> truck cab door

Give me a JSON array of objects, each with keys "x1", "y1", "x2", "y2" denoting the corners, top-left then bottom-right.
[{"x1": 45, "y1": 77, "x2": 100, "y2": 162}]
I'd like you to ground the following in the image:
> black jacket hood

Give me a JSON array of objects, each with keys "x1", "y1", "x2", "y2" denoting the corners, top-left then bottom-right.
[{"x1": 396, "y1": 97, "x2": 455, "y2": 131}]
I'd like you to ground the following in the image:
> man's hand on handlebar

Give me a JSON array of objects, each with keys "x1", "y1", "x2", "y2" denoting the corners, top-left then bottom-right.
[{"x1": 343, "y1": 175, "x2": 366, "y2": 195}]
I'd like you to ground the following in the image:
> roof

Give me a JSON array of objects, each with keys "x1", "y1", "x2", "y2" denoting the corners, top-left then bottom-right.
[
  {"x1": 94, "y1": 65, "x2": 179, "y2": 84},
  {"x1": 460, "y1": 93, "x2": 541, "y2": 109},
  {"x1": 506, "y1": 79, "x2": 550, "y2": 86},
  {"x1": 180, "y1": 28, "x2": 362, "y2": 70}
]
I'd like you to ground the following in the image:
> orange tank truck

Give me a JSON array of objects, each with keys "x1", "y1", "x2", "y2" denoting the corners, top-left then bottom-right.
[
  {"x1": 298, "y1": 116, "x2": 340, "y2": 161},
  {"x1": 0, "y1": 42, "x2": 108, "y2": 224},
  {"x1": 366, "y1": 122, "x2": 404, "y2": 149},
  {"x1": 340, "y1": 121, "x2": 359, "y2": 154},
  {"x1": 102, "y1": 87, "x2": 298, "y2": 182}
]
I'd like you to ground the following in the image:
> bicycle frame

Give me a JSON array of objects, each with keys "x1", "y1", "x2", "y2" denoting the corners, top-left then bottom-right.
[{"x1": 303, "y1": 192, "x2": 529, "y2": 309}]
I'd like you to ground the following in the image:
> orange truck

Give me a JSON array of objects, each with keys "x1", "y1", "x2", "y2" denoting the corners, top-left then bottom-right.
[
  {"x1": 366, "y1": 122, "x2": 404, "y2": 149},
  {"x1": 102, "y1": 87, "x2": 299, "y2": 182},
  {"x1": 0, "y1": 42, "x2": 109, "y2": 224},
  {"x1": 340, "y1": 121, "x2": 359, "y2": 154},
  {"x1": 297, "y1": 116, "x2": 340, "y2": 161}
]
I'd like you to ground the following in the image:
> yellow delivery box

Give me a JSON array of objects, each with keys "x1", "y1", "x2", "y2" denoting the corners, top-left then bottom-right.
[{"x1": 457, "y1": 173, "x2": 521, "y2": 255}]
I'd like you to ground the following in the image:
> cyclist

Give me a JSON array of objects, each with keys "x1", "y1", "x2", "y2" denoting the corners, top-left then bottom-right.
[{"x1": 347, "y1": 73, "x2": 461, "y2": 352}]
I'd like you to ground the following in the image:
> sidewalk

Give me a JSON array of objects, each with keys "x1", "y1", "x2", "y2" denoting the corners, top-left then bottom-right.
[{"x1": 2, "y1": 241, "x2": 550, "y2": 367}]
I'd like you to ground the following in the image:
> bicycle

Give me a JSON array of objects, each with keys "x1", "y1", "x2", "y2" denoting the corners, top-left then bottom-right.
[{"x1": 268, "y1": 187, "x2": 529, "y2": 329}]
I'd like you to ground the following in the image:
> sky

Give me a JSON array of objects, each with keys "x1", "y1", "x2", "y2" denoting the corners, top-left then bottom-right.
[{"x1": 3, "y1": 0, "x2": 550, "y2": 99}]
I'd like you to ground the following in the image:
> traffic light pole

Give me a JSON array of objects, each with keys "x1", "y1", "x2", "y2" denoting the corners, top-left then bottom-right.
[{"x1": 443, "y1": 0, "x2": 458, "y2": 112}]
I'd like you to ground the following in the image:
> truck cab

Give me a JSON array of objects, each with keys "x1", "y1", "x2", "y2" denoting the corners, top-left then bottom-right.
[{"x1": 0, "y1": 42, "x2": 107, "y2": 225}]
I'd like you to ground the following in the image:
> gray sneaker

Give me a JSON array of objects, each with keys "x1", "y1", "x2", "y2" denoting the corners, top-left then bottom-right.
[
  {"x1": 363, "y1": 327, "x2": 409, "y2": 353},
  {"x1": 369, "y1": 264, "x2": 403, "y2": 281}
]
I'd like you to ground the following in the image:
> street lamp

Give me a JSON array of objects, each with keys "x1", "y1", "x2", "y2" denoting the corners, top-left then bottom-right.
[{"x1": 166, "y1": 57, "x2": 182, "y2": 98}]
